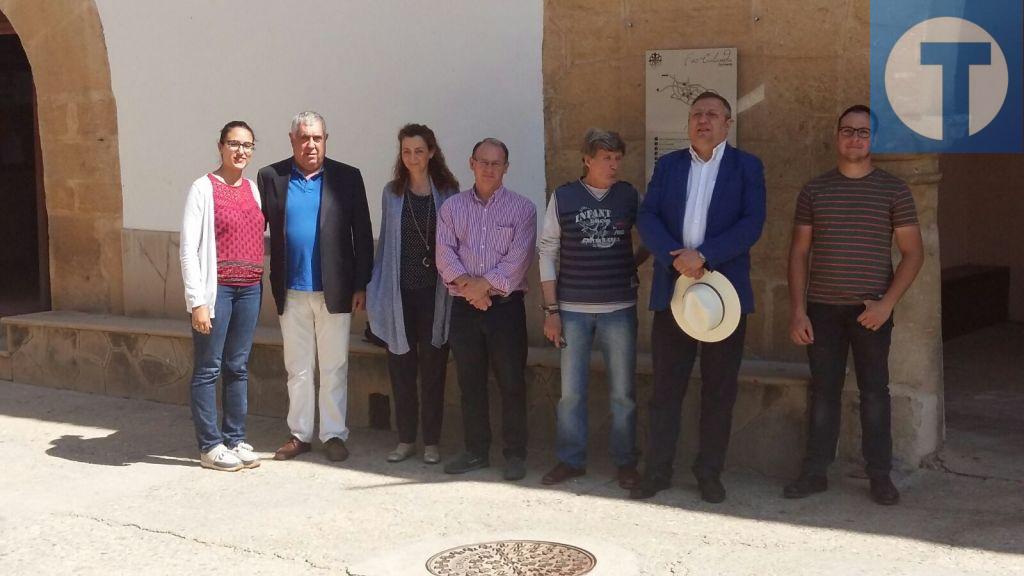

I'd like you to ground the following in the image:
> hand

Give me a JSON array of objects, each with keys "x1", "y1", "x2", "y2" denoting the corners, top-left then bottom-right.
[
  {"x1": 670, "y1": 248, "x2": 705, "y2": 279},
  {"x1": 467, "y1": 293, "x2": 492, "y2": 311},
  {"x1": 789, "y1": 312, "x2": 814, "y2": 345},
  {"x1": 452, "y1": 275, "x2": 471, "y2": 290},
  {"x1": 543, "y1": 313, "x2": 562, "y2": 346},
  {"x1": 191, "y1": 305, "x2": 212, "y2": 335},
  {"x1": 858, "y1": 300, "x2": 892, "y2": 331},
  {"x1": 351, "y1": 291, "x2": 366, "y2": 312},
  {"x1": 462, "y1": 277, "x2": 492, "y2": 302}
]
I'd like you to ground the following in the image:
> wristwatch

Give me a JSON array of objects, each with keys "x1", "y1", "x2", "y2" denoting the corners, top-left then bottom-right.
[{"x1": 541, "y1": 304, "x2": 559, "y2": 316}]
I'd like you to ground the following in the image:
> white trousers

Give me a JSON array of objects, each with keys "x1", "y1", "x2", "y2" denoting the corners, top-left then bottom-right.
[{"x1": 279, "y1": 290, "x2": 351, "y2": 443}]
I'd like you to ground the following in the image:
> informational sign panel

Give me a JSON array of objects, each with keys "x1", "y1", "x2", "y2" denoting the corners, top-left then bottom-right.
[{"x1": 645, "y1": 48, "x2": 738, "y2": 183}]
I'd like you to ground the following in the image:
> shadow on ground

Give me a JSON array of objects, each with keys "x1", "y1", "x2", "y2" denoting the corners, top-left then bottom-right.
[{"x1": 1, "y1": 322, "x2": 1022, "y2": 560}]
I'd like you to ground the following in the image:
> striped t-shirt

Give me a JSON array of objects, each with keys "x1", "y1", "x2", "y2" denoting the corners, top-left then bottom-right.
[{"x1": 795, "y1": 168, "x2": 918, "y2": 305}]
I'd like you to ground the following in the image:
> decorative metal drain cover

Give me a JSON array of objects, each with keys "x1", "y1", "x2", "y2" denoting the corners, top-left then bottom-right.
[{"x1": 426, "y1": 540, "x2": 596, "y2": 576}]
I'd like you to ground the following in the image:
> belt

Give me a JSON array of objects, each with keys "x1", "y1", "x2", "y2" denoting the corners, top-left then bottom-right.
[
  {"x1": 458, "y1": 290, "x2": 524, "y2": 307},
  {"x1": 492, "y1": 291, "x2": 524, "y2": 304}
]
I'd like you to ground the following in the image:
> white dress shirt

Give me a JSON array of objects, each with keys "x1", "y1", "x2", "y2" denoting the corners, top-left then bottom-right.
[{"x1": 682, "y1": 140, "x2": 727, "y2": 249}]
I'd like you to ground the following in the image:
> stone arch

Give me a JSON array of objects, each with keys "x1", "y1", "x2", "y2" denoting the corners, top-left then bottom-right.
[{"x1": 0, "y1": 0, "x2": 123, "y2": 313}]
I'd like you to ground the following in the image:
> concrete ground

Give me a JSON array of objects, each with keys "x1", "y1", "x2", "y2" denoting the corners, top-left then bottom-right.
[{"x1": 1, "y1": 323, "x2": 1022, "y2": 575}]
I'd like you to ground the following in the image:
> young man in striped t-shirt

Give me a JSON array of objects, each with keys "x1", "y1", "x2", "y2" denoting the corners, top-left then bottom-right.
[{"x1": 785, "y1": 105, "x2": 924, "y2": 505}]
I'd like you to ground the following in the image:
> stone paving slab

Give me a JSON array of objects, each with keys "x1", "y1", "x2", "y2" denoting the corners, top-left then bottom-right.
[{"x1": 1, "y1": 380, "x2": 1022, "y2": 576}]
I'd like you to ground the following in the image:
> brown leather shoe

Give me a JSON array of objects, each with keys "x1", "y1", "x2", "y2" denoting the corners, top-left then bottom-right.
[
  {"x1": 273, "y1": 437, "x2": 311, "y2": 461},
  {"x1": 617, "y1": 465, "x2": 641, "y2": 490},
  {"x1": 323, "y1": 437, "x2": 350, "y2": 462},
  {"x1": 541, "y1": 462, "x2": 585, "y2": 485}
]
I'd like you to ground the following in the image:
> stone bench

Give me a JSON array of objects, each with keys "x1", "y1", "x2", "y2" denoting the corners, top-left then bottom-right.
[{"x1": 1, "y1": 310, "x2": 819, "y2": 477}]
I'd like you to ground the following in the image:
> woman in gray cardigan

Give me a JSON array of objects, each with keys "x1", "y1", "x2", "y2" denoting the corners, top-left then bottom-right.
[{"x1": 366, "y1": 124, "x2": 458, "y2": 464}]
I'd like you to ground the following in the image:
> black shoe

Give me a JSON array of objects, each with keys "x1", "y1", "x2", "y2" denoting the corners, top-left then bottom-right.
[
  {"x1": 542, "y1": 462, "x2": 586, "y2": 485},
  {"x1": 629, "y1": 475, "x2": 671, "y2": 500},
  {"x1": 696, "y1": 475, "x2": 726, "y2": 504},
  {"x1": 783, "y1": 474, "x2": 828, "y2": 499},
  {"x1": 443, "y1": 452, "x2": 489, "y2": 475},
  {"x1": 869, "y1": 476, "x2": 900, "y2": 505},
  {"x1": 504, "y1": 456, "x2": 527, "y2": 481}
]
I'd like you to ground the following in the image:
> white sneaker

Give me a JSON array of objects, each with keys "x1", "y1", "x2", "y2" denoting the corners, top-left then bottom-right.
[
  {"x1": 200, "y1": 444, "x2": 243, "y2": 472},
  {"x1": 230, "y1": 442, "x2": 261, "y2": 469}
]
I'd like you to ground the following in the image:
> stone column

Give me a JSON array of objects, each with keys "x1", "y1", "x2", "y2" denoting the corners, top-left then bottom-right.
[{"x1": 841, "y1": 154, "x2": 944, "y2": 469}]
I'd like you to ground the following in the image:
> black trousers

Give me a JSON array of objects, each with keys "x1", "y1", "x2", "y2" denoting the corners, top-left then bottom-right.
[
  {"x1": 646, "y1": 310, "x2": 748, "y2": 480},
  {"x1": 448, "y1": 294, "x2": 528, "y2": 459},
  {"x1": 802, "y1": 302, "x2": 894, "y2": 478},
  {"x1": 386, "y1": 286, "x2": 449, "y2": 445}
]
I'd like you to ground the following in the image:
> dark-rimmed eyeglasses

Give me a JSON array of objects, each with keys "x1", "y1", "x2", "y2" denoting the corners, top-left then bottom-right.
[
  {"x1": 225, "y1": 140, "x2": 256, "y2": 153},
  {"x1": 838, "y1": 127, "x2": 871, "y2": 139}
]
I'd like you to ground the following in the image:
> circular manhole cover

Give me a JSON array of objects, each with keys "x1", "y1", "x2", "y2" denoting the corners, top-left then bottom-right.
[{"x1": 426, "y1": 540, "x2": 596, "y2": 576}]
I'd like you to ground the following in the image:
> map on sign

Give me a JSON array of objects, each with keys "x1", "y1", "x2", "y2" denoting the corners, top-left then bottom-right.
[{"x1": 645, "y1": 48, "x2": 738, "y2": 183}]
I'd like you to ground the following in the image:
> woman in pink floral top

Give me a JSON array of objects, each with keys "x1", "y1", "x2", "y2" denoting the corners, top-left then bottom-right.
[{"x1": 180, "y1": 121, "x2": 264, "y2": 472}]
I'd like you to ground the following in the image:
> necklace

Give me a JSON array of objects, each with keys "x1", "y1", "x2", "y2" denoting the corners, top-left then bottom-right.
[{"x1": 405, "y1": 191, "x2": 434, "y2": 267}]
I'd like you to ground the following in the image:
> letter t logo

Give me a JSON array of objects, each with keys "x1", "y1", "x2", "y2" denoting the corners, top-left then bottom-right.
[{"x1": 920, "y1": 42, "x2": 992, "y2": 140}]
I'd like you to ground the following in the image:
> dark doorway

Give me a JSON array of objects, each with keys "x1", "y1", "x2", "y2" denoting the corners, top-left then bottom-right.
[
  {"x1": 0, "y1": 13, "x2": 49, "y2": 318},
  {"x1": 938, "y1": 151, "x2": 1024, "y2": 480}
]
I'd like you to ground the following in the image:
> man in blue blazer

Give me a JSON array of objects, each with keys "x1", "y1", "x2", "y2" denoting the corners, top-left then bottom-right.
[{"x1": 631, "y1": 92, "x2": 766, "y2": 503}]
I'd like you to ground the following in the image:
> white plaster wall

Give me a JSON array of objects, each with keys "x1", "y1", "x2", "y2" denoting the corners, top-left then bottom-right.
[{"x1": 96, "y1": 0, "x2": 545, "y2": 233}]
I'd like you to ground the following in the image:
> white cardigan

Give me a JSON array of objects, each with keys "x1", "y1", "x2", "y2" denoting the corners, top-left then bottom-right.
[{"x1": 179, "y1": 174, "x2": 262, "y2": 318}]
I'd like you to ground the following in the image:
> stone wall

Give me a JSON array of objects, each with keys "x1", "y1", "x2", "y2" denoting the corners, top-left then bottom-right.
[
  {"x1": 0, "y1": 0, "x2": 124, "y2": 313},
  {"x1": 122, "y1": 228, "x2": 280, "y2": 325},
  {"x1": 543, "y1": 0, "x2": 873, "y2": 362},
  {"x1": 1, "y1": 312, "x2": 825, "y2": 477}
]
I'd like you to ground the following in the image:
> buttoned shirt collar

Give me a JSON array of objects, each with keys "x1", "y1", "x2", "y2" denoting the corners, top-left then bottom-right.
[{"x1": 471, "y1": 184, "x2": 506, "y2": 205}]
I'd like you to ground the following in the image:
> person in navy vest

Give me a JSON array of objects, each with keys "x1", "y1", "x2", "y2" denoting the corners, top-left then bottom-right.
[
  {"x1": 632, "y1": 92, "x2": 766, "y2": 503},
  {"x1": 537, "y1": 128, "x2": 644, "y2": 491}
]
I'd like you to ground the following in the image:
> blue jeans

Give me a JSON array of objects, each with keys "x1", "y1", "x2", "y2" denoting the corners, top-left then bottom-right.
[
  {"x1": 189, "y1": 284, "x2": 261, "y2": 452},
  {"x1": 556, "y1": 306, "x2": 639, "y2": 468}
]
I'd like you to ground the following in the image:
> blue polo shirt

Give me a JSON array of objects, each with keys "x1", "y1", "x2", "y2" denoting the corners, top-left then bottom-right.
[{"x1": 285, "y1": 165, "x2": 323, "y2": 291}]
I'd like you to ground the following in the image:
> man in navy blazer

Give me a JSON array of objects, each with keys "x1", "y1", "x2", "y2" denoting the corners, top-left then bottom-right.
[
  {"x1": 631, "y1": 92, "x2": 766, "y2": 503},
  {"x1": 258, "y1": 111, "x2": 374, "y2": 464}
]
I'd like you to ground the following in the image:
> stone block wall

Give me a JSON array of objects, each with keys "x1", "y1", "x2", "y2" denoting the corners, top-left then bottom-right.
[
  {"x1": 1, "y1": 312, "x2": 819, "y2": 478},
  {"x1": 122, "y1": 228, "x2": 280, "y2": 325},
  {"x1": 543, "y1": 0, "x2": 874, "y2": 363}
]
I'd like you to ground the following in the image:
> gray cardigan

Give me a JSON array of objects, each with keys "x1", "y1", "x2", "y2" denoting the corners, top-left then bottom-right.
[{"x1": 365, "y1": 180, "x2": 454, "y2": 355}]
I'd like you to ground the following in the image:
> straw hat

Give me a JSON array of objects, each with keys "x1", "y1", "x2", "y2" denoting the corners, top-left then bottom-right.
[{"x1": 670, "y1": 271, "x2": 741, "y2": 342}]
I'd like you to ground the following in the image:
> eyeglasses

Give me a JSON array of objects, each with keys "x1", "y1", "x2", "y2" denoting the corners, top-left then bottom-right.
[
  {"x1": 225, "y1": 140, "x2": 256, "y2": 153},
  {"x1": 473, "y1": 159, "x2": 506, "y2": 169},
  {"x1": 838, "y1": 127, "x2": 871, "y2": 140}
]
